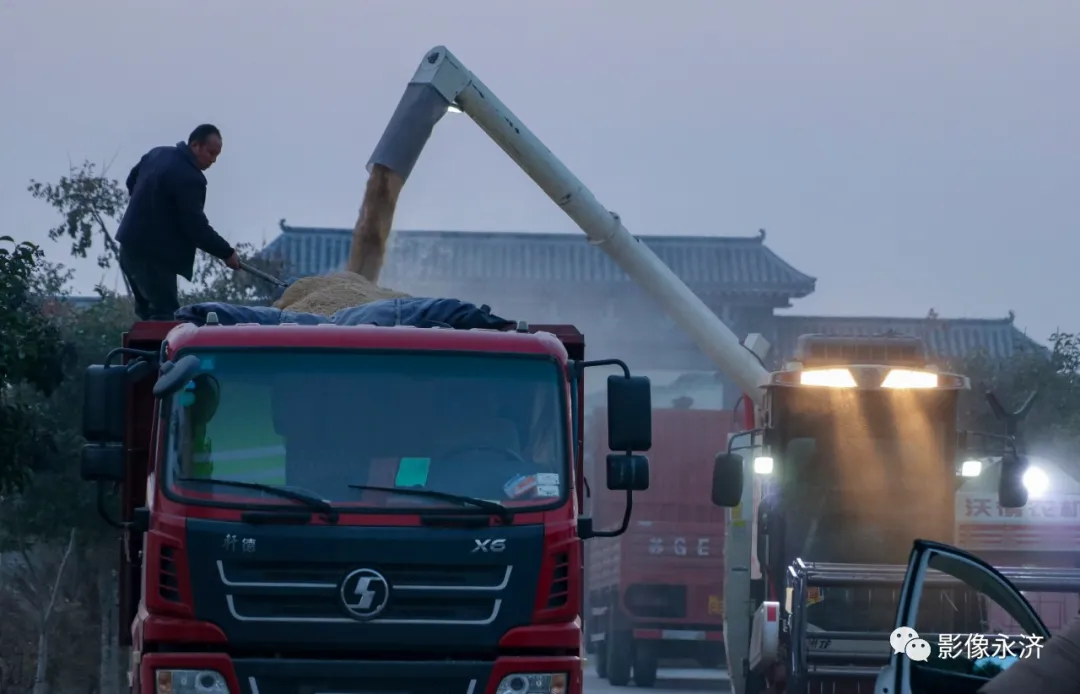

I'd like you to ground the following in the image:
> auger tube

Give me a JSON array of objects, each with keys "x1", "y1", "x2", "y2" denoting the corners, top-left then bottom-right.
[{"x1": 367, "y1": 45, "x2": 771, "y2": 406}]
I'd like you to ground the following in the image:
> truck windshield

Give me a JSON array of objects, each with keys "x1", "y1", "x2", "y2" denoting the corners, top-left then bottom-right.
[
  {"x1": 163, "y1": 350, "x2": 568, "y2": 512},
  {"x1": 776, "y1": 388, "x2": 957, "y2": 565}
]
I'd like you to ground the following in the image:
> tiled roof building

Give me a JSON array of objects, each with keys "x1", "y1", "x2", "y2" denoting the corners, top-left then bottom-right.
[
  {"x1": 264, "y1": 222, "x2": 817, "y2": 307},
  {"x1": 263, "y1": 221, "x2": 1039, "y2": 366},
  {"x1": 773, "y1": 313, "x2": 1042, "y2": 364}
]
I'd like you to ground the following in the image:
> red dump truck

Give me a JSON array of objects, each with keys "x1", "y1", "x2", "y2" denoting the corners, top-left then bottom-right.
[
  {"x1": 584, "y1": 407, "x2": 733, "y2": 687},
  {"x1": 79, "y1": 317, "x2": 656, "y2": 694}
]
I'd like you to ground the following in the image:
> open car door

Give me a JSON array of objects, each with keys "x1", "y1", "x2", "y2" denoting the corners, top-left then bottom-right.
[{"x1": 876, "y1": 539, "x2": 1050, "y2": 694}]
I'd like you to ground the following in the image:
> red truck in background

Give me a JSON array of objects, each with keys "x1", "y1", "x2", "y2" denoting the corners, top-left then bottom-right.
[
  {"x1": 955, "y1": 491, "x2": 1080, "y2": 633},
  {"x1": 79, "y1": 318, "x2": 656, "y2": 694},
  {"x1": 584, "y1": 407, "x2": 734, "y2": 688}
]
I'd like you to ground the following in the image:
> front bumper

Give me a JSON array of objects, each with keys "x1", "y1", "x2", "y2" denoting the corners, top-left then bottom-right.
[{"x1": 138, "y1": 653, "x2": 582, "y2": 694}]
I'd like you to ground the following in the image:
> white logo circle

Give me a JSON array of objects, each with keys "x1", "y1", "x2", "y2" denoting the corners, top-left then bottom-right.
[
  {"x1": 340, "y1": 568, "x2": 390, "y2": 620},
  {"x1": 905, "y1": 638, "x2": 932, "y2": 662},
  {"x1": 890, "y1": 626, "x2": 920, "y2": 655}
]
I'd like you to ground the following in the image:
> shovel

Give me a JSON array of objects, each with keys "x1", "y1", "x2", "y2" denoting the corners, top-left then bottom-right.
[
  {"x1": 239, "y1": 261, "x2": 291, "y2": 289},
  {"x1": 238, "y1": 261, "x2": 297, "y2": 303}
]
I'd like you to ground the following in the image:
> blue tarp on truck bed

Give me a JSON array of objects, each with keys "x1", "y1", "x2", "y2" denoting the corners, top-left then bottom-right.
[{"x1": 175, "y1": 298, "x2": 515, "y2": 331}]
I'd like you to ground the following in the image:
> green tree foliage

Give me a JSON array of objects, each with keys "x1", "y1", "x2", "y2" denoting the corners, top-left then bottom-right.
[
  {"x1": 28, "y1": 157, "x2": 288, "y2": 304},
  {"x1": 3, "y1": 162, "x2": 291, "y2": 693},
  {"x1": 954, "y1": 333, "x2": 1080, "y2": 467},
  {"x1": 0, "y1": 238, "x2": 69, "y2": 495},
  {"x1": 3, "y1": 164, "x2": 283, "y2": 540},
  {"x1": 28, "y1": 161, "x2": 128, "y2": 269},
  {"x1": 0, "y1": 272, "x2": 134, "y2": 693}
]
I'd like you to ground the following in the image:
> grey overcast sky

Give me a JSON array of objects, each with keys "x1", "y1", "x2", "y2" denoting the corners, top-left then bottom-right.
[{"x1": 1, "y1": 0, "x2": 1076, "y2": 340}]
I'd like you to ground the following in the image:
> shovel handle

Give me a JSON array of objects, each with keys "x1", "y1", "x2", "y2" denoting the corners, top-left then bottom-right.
[{"x1": 239, "y1": 261, "x2": 289, "y2": 288}]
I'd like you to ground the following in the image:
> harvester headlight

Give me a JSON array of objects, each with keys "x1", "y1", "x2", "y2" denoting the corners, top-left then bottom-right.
[
  {"x1": 753, "y1": 456, "x2": 774, "y2": 475},
  {"x1": 495, "y1": 673, "x2": 568, "y2": 694},
  {"x1": 1023, "y1": 466, "x2": 1049, "y2": 498},
  {"x1": 960, "y1": 460, "x2": 983, "y2": 477},
  {"x1": 881, "y1": 369, "x2": 938, "y2": 389},
  {"x1": 155, "y1": 669, "x2": 227, "y2": 694},
  {"x1": 799, "y1": 368, "x2": 857, "y2": 388}
]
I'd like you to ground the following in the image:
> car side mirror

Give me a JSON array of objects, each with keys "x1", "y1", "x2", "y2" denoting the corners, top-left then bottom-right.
[
  {"x1": 606, "y1": 375, "x2": 652, "y2": 452},
  {"x1": 606, "y1": 453, "x2": 649, "y2": 492},
  {"x1": 998, "y1": 453, "x2": 1029, "y2": 509},
  {"x1": 712, "y1": 452, "x2": 745, "y2": 507}
]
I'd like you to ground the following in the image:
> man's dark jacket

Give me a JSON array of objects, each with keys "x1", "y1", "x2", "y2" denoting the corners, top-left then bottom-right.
[{"x1": 116, "y1": 142, "x2": 234, "y2": 280}]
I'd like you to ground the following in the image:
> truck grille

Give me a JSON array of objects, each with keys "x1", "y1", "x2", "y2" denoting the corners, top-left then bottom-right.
[
  {"x1": 218, "y1": 560, "x2": 511, "y2": 626},
  {"x1": 546, "y1": 552, "x2": 570, "y2": 608},
  {"x1": 159, "y1": 546, "x2": 181, "y2": 603},
  {"x1": 242, "y1": 671, "x2": 481, "y2": 694}
]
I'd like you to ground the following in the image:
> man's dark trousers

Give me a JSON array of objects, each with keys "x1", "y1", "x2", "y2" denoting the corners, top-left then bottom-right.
[{"x1": 119, "y1": 244, "x2": 180, "y2": 321}]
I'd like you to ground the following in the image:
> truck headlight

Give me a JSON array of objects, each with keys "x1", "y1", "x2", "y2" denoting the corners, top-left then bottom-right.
[
  {"x1": 155, "y1": 669, "x2": 228, "y2": 694},
  {"x1": 495, "y1": 673, "x2": 568, "y2": 694}
]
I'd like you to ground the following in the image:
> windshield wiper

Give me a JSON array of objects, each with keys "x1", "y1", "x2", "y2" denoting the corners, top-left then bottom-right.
[
  {"x1": 347, "y1": 484, "x2": 512, "y2": 523},
  {"x1": 177, "y1": 478, "x2": 339, "y2": 523}
]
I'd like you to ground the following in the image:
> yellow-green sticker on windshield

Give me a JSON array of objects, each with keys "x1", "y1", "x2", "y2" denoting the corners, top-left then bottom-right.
[{"x1": 396, "y1": 457, "x2": 430, "y2": 487}]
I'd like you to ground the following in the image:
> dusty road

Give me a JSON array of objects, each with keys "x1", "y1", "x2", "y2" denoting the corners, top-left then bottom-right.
[{"x1": 584, "y1": 665, "x2": 731, "y2": 693}]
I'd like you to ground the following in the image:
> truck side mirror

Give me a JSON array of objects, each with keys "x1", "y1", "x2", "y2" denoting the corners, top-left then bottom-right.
[
  {"x1": 606, "y1": 375, "x2": 651, "y2": 452},
  {"x1": 83, "y1": 364, "x2": 128, "y2": 443},
  {"x1": 712, "y1": 453, "x2": 744, "y2": 507},
  {"x1": 998, "y1": 452, "x2": 1029, "y2": 509},
  {"x1": 606, "y1": 453, "x2": 649, "y2": 491},
  {"x1": 153, "y1": 354, "x2": 203, "y2": 399},
  {"x1": 81, "y1": 444, "x2": 125, "y2": 483}
]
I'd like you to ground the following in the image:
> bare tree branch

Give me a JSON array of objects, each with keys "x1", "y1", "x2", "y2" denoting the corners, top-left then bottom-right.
[{"x1": 42, "y1": 528, "x2": 76, "y2": 624}]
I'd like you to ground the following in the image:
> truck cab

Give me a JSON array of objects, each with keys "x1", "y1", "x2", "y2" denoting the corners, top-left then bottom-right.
[
  {"x1": 80, "y1": 318, "x2": 653, "y2": 694},
  {"x1": 709, "y1": 334, "x2": 1030, "y2": 694}
]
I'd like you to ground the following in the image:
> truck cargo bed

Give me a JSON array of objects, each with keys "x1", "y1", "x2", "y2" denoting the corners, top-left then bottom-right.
[{"x1": 585, "y1": 408, "x2": 734, "y2": 680}]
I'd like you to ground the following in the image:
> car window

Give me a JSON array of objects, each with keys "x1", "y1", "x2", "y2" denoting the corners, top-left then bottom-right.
[{"x1": 912, "y1": 552, "x2": 1047, "y2": 674}]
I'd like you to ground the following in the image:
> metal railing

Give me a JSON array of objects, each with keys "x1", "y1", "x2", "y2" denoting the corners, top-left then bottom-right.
[{"x1": 785, "y1": 559, "x2": 1080, "y2": 693}]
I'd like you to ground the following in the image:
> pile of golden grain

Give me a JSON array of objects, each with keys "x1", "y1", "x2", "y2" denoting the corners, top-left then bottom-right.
[{"x1": 273, "y1": 272, "x2": 411, "y2": 316}]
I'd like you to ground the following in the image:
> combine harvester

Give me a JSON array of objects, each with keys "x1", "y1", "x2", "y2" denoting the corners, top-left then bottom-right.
[{"x1": 361, "y1": 47, "x2": 1080, "y2": 693}]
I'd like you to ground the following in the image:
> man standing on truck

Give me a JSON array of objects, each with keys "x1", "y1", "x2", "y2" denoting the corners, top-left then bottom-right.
[{"x1": 116, "y1": 124, "x2": 241, "y2": 320}]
